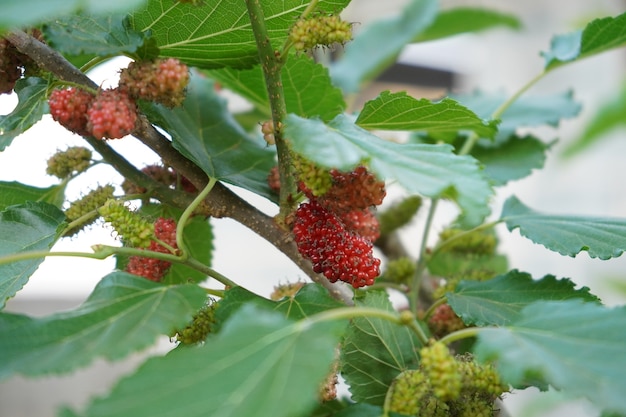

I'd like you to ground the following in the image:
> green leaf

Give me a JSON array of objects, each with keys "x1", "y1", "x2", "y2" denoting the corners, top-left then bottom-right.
[
  {"x1": 472, "y1": 135, "x2": 550, "y2": 185},
  {"x1": 0, "y1": 0, "x2": 147, "y2": 30},
  {"x1": 501, "y1": 195, "x2": 626, "y2": 259},
  {"x1": 0, "y1": 202, "x2": 65, "y2": 310},
  {"x1": 0, "y1": 77, "x2": 49, "y2": 150},
  {"x1": 0, "y1": 181, "x2": 66, "y2": 211},
  {"x1": 415, "y1": 7, "x2": 521, "y2": 42},
  {"x1": 447, "y1": 270, "x2": 600, "y2": 327},
  {"x1": 215, "y1": 284, "x2": 343, "y2": 328},
  {"x1": 0, "y1": 272, "x2": 206, "y2": 378},
  {"x1": 544, "y1": 11, "x2": 626, "y2": 69},
  {"x1": 329, "y1": 0, "x2": 438, "y2": 92},
  {"x1": 356, "y1": 91, "x2": 498, "y2": 140},
  {"x1": 427, "y1": 251, "x2": 508, "y2": 280},
  {"x1": 475, "y1": 300, "x2": 626, "y2": 414},
  {"x1": 562, "y1": 81, "x2": 626, "y2": 158},
  {"x1": 340, "y1": 291, "x2": 421, "y2": 406},
  {"x1": 285, "y1": 114, "x2": 493, "y2": 227},
  {"x1": 208, "y1": 55, "x2": 345, "y2": 121},
  {"x1": 450, "y1": 89, "x2": 581, "y2": 141},
  {"x1": 143, "y1": 72, "x2": 276, "y2": 201},
  {"x1": 70, "y1": 305, "x2": 345, "y2": 417},
  {"x1": 129, "y1": 0, "x2": 350, "y2": 69},
  {"x1": 43, "y1": 14, "x2": 150, "y2": 57}
]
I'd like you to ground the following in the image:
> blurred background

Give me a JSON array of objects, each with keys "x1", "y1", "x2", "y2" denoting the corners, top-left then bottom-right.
[{"x1": 1, "y1": 0, "x2": 625, "y2": 416}]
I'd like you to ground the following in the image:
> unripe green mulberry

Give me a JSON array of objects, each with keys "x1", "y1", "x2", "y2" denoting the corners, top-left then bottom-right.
[
  {"x1": 381, "y1": 257, "x2": 416, "y2": 283},
  {"x1": 64, "y1": 184, "x2": 115, "y2": 236},
  {"x1": 419, "y1": 341, "x2": 462, "y2": 402},
  {"x1": 98, "y1": 199, "x2": 154, "y2": 248},
  {"x1": 453, "y1": 393, "x2": 495, "y2": 417},
  {"x1": 438, "y1": 228, "x2": 497, "y2": 255},
  {"x1": 457, "y1": 354, "x2": 508, "y2": 398},
  {"x1": 293, "y1": 154, "x2": 332, "y2": 197},
  {"x1": 289, "y1": 14, "x2": 352, "y2": 52},
  {"x1": 173, "y1": 301, "x2": 217, "y2": 344},
  {"x1": 46, "y1": 146, "x2": 93, "y2": 179},
  {"x1": 378, "y1": 195, "x2": 422, "y2": 235},
  {"x1": 387, "y1": 369, "x2": 428, "y2": 416}
]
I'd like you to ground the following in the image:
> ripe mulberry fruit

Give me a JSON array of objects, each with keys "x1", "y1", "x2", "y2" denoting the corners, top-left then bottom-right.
[
  {"x1": 339, "y1": 208, "x2": 380, "y2": 242},
  {"x1": 126, "y1": 217, "x2": 179, "y2": 282},
  {"x1": 293, "y1": 200, "x2": 380, "y2": 288},
  {"x1": 119, "y1": 58, "x2": 189, "y2": 107},
  {"x1": 48, "y1": 87, "x2": 95, "y2": 136},
  {"x1": 86, "y1": 89, "x2": 137, "y2": 139}
]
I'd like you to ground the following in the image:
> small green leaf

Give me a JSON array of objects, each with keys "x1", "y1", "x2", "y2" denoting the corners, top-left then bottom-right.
[
  {"x1": 0, "y1": 272, "x2": 206, "y2": 378},
  {"x1": 329, "y1": 0, "x2": 438, "y2": 92},
  {"x1": 130, "y1": 0, "x2": 350, "y2": 69},
  {"x1": 0, "y1": 181, "x2": 66, "y2": 211},
  {"x1": 450, "y1": 89, "x2": 581, "y2": 141},
  {"x1": 143, "y1": 72, "x2": 276, "y2": 200},
  {"x1": 475, "y1": 300, "x2": 626, "y2": 414},
  {"x1": 356, "y1": 91, "x2": 497, "y2": 140},
  {"x1": 163, "y1": 215, "x2": 213, "y2": 285},
  {"x1": 562, "y1": 81, "x2": 626, "y2": 158},
  {"x1": 0, "y1": 77, "x2": 49, "y2": 150},
  {"x1": 43, "y1": 14, "x2": 150, "y2": 57},
  {"x1": 543, "y1": 11, "x2": 626, "y2": 69},
  {"x1": 415, "y1": 7, "x2": 521, "y2": 42},
  {"x1": 0, "y1": 202, "x2": 65, "y2": 309},
  {"x1": 502, "y1": 195, "x2": 626, "y2": 259},
  {"x1": 447, "y1": 270, "x2": 600, "y2": 327},
  {"x1": 285, "y1": 114, "x2": 493, "y2": 227},
  {"x1": 208, "y1": 55, "x2": 346, "y2": 121},
  {"x1": 472, "y1": 135, "x2": 550, "y2": 185},
  {"x1": 0, "y1": 0, "x2": 147, "y2": 30},
  {"x1": 71, "y1": 305, "x2": 345, "y2": 417},
  {"x1": 340, "y1": 291, "x2": 421, "y2": 406}
]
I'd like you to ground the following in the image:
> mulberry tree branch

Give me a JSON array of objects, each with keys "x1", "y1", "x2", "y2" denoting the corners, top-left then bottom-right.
[{"x1": 6, "y1": 29, "x2": 354, "y2": 304}]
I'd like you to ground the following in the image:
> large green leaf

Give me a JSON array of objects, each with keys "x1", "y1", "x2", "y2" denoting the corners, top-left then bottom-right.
[
  {"x1": 544, "y1": 11, "x2": 626, "y2": 70},
  {"x1": 447, "y1": 270, "x2": 600, "y2": 327},
  {"x1": 0, "y1": 202, "x2": 65, "y2": 310},
  {"x1": 215, "y1": 283, "x2": 343, "y2": 328},
  {"x1": 562, "y1": 81, "x2": 626, "y2": 158},
  {"x1": 472, "y1": 135, "x2": 550, "y2": 185},
  {"x1": 475, "y1": 300, "x2": 626, "y2": 414},
  {"x1": 450, "y1": 89, "x2": 581, "y2": 141},
  {"x1": 0, "y1": 0, "x2": 147, "y2": 30},
  {"x1": 329, "y1": 0, "x2": 438, "y2": 92},
  {"x1": 143, "y1": 72, "x2": 276, "y2": 201},
  {"x1": 415, "y1": 7, "x2": 521, "y2": 42},
  {"x1": 129, "y1": 0, "x2": 350, "y2": 69},
  {"x1": 43, "y1": 14, "x2": 150, "y2": 57},
  {"x1": 68, "y1": 305, "x2": 345, "y2": 417},
  {"x1": 356, "y1": 91, "x2": 497, "y2": 140},
  {"x1": 340, "y1": 291, "x2": 421, "y2": 406},
  {"x1": 0, "y1": 181, "x2": 66, "y2": 211},
  {"x1": 208, "y1": 55, "x2": 345, "y2": 121},
  {"x1": 0, "y1": 77, "x2": 49, "y2": 151},
  {"x1": 285, "y1": 114, "x2": 493, "y2": 227},
  {"x1": 501, "y1": 195, "x2": 626, "y2": 259},
  {"x1": 0, "y1": 272, "x2": 206, "y2": 378}
]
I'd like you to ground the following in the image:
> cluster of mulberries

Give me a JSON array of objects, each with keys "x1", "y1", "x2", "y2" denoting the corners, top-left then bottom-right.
[
  {"x1": 293, "y1": 165, "x2": 385, "y2": 288},
  {"x1": 48, "y1": 58, "x2": 188, "y2": 139},
  {"x1": 46, "y1": 146, "x2": 93, "y2": 179},
  {"x1": 119, "y1": 58, "x2": 189, "y2": 107},
  {"x1": 427, "y1": 303, "x2": 467, "y2": 338},
  {"x1": 126, "y1": 217, "x2": 179, "y2": 282},
  {"x1": 293, "y1": 200, "x2": 380, "y2": 288},
  {"x1": 288, "y1": 14, "x2": 353, "y2": 52},
  {"x1": 387, "y1": 346, "x2": 508, "y2": 416}
]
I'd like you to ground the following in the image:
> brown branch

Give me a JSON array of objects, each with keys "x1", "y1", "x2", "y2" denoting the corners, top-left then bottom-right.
[{"x1": 6, "y1": 29, "x2": 354, "y2": 304}]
